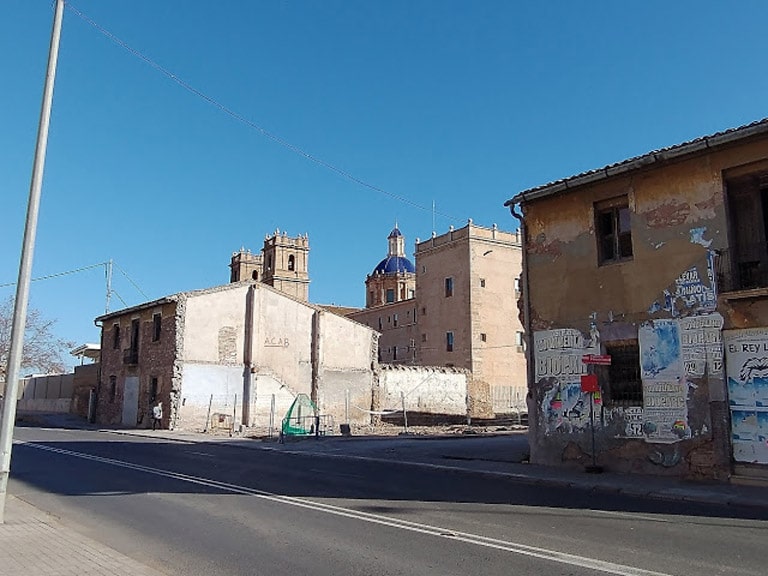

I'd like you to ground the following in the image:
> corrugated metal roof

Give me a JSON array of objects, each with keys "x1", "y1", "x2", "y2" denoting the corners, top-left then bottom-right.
[{"x1": 505, "y1": 117, "x2": 768, "y2": 206}]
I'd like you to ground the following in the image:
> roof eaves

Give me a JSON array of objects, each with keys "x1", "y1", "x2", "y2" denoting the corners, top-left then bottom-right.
[
  {"x1": 95, "y1": 296, "x2": 176, "y2": 323},
  {"x1": 505, "y1": 118, "x2": 768, "y2": 207}
]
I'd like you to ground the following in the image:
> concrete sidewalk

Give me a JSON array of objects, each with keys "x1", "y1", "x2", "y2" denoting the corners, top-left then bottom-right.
[{"x1": 0, "y1": 494, "x2": 165, "y2": 576}]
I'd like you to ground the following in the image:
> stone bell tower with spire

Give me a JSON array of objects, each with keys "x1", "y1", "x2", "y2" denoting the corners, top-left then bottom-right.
[
  {"x1": 229, "y1": 229, "x2": 310, "y2": 302},
  {"x1": 261, "y1": 229, "x2": 310, "y2": 302}
]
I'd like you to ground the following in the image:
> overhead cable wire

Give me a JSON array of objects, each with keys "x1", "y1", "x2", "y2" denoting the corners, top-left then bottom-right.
[
  {"x1": 0, "y1": 262, "x2": 107, "y2": 288},
  {"x1": 111, "y1": 289, "x2": 128, "y2": 308},
  {"x1": 65, "y1": 2, "x2": 461, "y2": 223},
  {"x1": 113, "y1": 263, "x2": 149, "y2": 300}
]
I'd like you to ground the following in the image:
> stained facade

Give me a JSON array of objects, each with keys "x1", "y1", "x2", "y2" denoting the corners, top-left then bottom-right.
[
  {"x1": 348, "y1": 221, "x2": 526, "y2": 417},
  {"x1": 94, "y1": 282, "x2": 378, "y2": 431},
  {"x1": 507, "y1": 119, "x2": 768, "y2": 480}
]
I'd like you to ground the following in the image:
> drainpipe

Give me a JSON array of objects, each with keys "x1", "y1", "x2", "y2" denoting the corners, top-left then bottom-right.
[
  {"x1": 310, "y1": 310, "x2": 322, "y2": 408},
  {"x1": 242, "y1": 284, "x2": 255, "y2": 428},
  {"x1": 509, "y1": 201, "x2": 535, "y2": 416}
]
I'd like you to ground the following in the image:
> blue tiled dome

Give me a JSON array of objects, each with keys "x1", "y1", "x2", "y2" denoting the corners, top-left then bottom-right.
[{"x1": 373, "y1": 256, "x2": 415, "y2": 275}]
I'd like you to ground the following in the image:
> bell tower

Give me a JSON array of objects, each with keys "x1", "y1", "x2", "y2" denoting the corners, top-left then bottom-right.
[
  {"x1": 229, "y1": 248, "x2": 263, "y2": 283},
  {"x1": 261, "y1": 230, "x2": 310, "y2": 301}
]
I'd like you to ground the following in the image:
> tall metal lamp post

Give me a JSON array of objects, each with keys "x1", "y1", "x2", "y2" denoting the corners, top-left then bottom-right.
[{"x1": 0, "y1": 0, "x2": 65, "y2": 524}]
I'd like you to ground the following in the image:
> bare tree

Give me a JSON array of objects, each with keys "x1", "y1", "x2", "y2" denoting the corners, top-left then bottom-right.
[{"x1": 0, "y1": 296, "x2": 75, "y2": 381}]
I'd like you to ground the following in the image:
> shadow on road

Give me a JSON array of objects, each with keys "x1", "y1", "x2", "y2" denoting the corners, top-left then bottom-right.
[{"x1": 10, "y1": 430, "x2": 768, "y2": 522}]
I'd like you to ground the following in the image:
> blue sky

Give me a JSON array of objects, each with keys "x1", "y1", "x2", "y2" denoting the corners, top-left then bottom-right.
[{"x1": 2, "y1": 1, "x2": 768, "y2": 367}]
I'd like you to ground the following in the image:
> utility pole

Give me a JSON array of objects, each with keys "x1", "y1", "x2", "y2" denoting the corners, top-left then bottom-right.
[
  {"x1": 105, "y1": 259, "x2": 113, "y2": 313},
  {"x1": 0, "y1": 0, "x2": 64, "y2": 524}
]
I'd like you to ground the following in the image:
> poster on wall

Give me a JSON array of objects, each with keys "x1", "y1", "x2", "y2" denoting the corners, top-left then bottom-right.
[
  {"x1": 642, "y1": 380, "x2": 690, "y2": 442},
  {"x1": 639, "y1": 319, "x2": 682, "y2": 382},
  {"x1": 534, "y1": 328, "x2": 599, "y2": 434},
  {"x1": 663, "y1": 251, "x2": 717, "y2": 316},
  {"x1": 679, "y1": 313, "x2": 724, "y2": 378},
  {"x1": 724, "y1": 328, "x2": 768, "y2": 464}
]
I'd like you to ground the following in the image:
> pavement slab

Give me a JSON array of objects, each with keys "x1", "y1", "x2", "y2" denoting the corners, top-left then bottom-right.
[{"x1": 0, "y1": 494, "x2": 166, "y2": 576}]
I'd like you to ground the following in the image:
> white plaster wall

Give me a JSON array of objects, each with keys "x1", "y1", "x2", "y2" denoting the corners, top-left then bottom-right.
[
  {"x1": 319, "y1": 311, "x2": 376, "y2": 370},
  {"x1": 380, "y1": 367, "x2": 468, "y2": 416},
  {"x1": 317, "y1": 369, "x2": 373, "y2": 426},
  {"x1": 16, "y1": 399, "x2": 72, "y2": 413},
  {"x1": 252, "y1": 287, "x2": 314, "y2": 395},
  {"x1": 177, "y1": 363, "x2": 245, "y2": 430},
  {"x1": 183, "y1": 285, "x2": 250, "y2": 363},
  {"x1": 177, "y1": 363, "x2": 307, "y2": 431}
]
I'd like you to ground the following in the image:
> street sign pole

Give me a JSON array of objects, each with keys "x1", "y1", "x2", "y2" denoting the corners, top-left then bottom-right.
[
  {"x1": 581, "y1": 356, "x2": 609, "y2": 475},
  {"x1": 0, "y1": 0, "x2": 64, "y2": 524}
]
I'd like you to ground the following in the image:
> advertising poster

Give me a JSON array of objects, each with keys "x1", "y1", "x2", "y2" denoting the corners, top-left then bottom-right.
[
  {"x1": 642, "y1": 380, "x2": 690, "y2": 442},
  {"x1": 724, "y1": 328, "x2": 768, "y2": 464},
  {"x1": 639, "y1": 319, "x2": 682, "y2": 382},
  {"x1": 679, "y1": 313, "x2": 723, "y2": 378},
  {"x1": 534, "y1": 329, "x2": 599, "y2": 434},
  {"x1": 663, "y1": 253, "x2": 717, "y2": 316}
]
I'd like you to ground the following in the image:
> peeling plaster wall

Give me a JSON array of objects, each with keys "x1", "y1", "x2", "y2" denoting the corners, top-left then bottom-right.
[
  {"x1": 378, "y1": 365, "x2": 470, "y2": 418},
  {"x1": 522, "y1": 139, "x2": 768, "y2": 479},
  {"x1": 176, "y1": 283, "x2": 377, "y2": 431}
]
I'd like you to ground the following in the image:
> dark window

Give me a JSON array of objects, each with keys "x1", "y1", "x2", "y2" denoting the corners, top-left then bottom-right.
[
  {"x1": 130, "y1": 318, "x2": 140, "y2": 350},
  {"x1": 393, "y1": 346, "x2": 398, "y2": 361},
  {"x1": 480, "y1": 278, "x2": 486, "y2": 288},
  {"x1": 421, "y1": 333, "x2": 427, "y2": 342},
  {"x1": 445, "y1": 277, "x2": 454, "y2": 297},
  {"x1": 149, "y1": 377, "x2": 158, "y2": 402},
  {"x1": 386, "y1": 289, "x2": 395, "y2": 303},
  {"x1": 393, "y1": 314, "x2": 398, "y2": 327},
  {"x1": 152, "y1": 313, "x2": 162, "y2": 342},
  {"x1": 288, "y1": 255, "x2": 295, "y2": 271},
  {"x1": 605, "y1": 341, "x2": 642, "y2": 406},
  {"x1": 421, "y1": 307, "x2": 426, "y2": 316},
  {"x1": 446, "y1": 331, "x2": 454, "y2": 352},
  {"x1": 378, "y1": 317, "x2": 382, "y2": 330},
  {"x1": 112, "y1": 324, "x2": 120, "y2": 350},
  {"x1": 480, "y1": 333, "x2": 487, "y2": 342},
  {"x1": 721, "y1": 171, "x2": 768, "y2": 291},
  {"x1": 109, "y1": 375, "x2": 117, "y2": 402},
  {"x1": 596, "y1": 200, "x2": 633, "y2": 264},
  {"x1": 251, "y1": 270, "x2": 259, "y2": 281}
]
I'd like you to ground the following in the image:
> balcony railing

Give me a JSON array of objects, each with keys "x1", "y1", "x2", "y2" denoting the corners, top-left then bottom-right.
[
  {"x1": 123, "y1": 348, "x2": 139, "y2": 365},
  {"x1": 715, "y1": 244, "x2": 768, "y2": 292}
]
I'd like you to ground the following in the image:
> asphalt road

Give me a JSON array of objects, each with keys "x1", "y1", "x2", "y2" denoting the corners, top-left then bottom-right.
[{"x1": 8, "y1": 427, "x2": 766, "y2": 576}]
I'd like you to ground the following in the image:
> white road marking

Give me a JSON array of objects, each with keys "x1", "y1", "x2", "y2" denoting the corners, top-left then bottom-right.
[
  {"x1": 18, "y1": 441, "x2": 672, "y2": 576},
  {"x1": 185, "y1": 451, "x2": 215, "y2": 458}
]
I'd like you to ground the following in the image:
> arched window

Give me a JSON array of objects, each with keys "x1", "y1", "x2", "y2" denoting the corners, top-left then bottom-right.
[
  {"x1": 288, "y1": 255, "x2": 295, "y2": 271},
  {"x1": 251, "y1": 270, "x2": 258, "y2": 281}
]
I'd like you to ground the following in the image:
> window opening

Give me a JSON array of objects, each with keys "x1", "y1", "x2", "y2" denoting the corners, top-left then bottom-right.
[
  {"x1": 596, "y1": 200, "x2": 633, "y2": 264},
  {"x1": 152, "y1": 313, "x2": 162, "y2": 342},
  {"x1": 445, "y1": 277, "x2": 454, "y2": 297},
  {"x1": 605, "y1": 341, "x2": 642, "y2": 406}
]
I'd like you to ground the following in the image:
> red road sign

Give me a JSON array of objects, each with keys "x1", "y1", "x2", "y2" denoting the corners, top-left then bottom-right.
[
  {"x1": 581, "y1": 374, "x2": 600, "y2": 393},
  {"x1": 582, "y1": 354, "x2": 612, "y2": 365}
]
